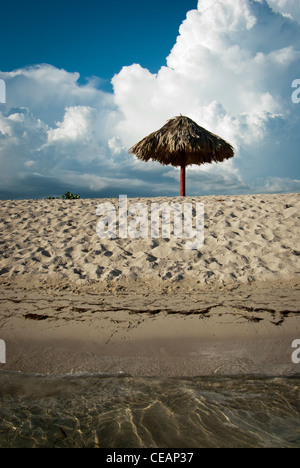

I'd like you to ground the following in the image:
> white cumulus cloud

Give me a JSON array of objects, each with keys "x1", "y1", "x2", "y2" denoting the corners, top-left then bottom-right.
[
  {"x1": 47, "y1": 106, "x2": 97, "y2": 143},
  {"x1": 112, "y1": 0, "x2": 299, "y2": 145},
  {"x1": 267, "y1": 0, "x2": 300, "y2": 22}
]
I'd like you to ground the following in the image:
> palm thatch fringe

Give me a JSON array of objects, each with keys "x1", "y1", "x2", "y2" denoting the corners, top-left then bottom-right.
[{"x1": 129, "y1": 115, "x2": 234, "y2": 167}]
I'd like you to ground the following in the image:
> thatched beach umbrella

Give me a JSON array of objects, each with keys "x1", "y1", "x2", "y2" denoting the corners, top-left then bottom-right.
[{"x1": 129, "y1": 115, "x2": 234, "y2": 196}]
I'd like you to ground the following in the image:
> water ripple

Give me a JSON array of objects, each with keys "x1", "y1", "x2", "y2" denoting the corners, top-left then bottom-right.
[{"x1": 0, "y1": 372, "x2": 299, "y2": 448}]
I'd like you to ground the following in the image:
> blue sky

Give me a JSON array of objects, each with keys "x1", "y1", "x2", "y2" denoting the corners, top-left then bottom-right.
[
  {"x1": 1, "y1": 0, "x2": 196, "y2": 88},
  {"x1": 0, "y1": 0, "x2": 300, "y2": 199}
]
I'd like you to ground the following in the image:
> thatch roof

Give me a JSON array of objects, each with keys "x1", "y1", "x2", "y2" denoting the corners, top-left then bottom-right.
[{"x1": 129, "y1": 115, "x2": 234, "y2": 167}]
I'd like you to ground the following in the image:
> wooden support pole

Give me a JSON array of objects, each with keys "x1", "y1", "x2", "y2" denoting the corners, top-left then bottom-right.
[{"x1": 180, "y1": 164, "x2": 186, "y2": 197}]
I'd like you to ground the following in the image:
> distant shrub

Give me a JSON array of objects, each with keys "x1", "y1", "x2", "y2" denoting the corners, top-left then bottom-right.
[
  {"x1": 61, "y1": 191, "x2": 80, "y2": 199},
  {"x1": 47, "y1": 191, "x2": 80, "y2": 200}
]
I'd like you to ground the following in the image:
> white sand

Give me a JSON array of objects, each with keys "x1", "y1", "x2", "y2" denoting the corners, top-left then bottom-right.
[{"x1": 0, "y1": 193, "x2": 299, "y2": 288}]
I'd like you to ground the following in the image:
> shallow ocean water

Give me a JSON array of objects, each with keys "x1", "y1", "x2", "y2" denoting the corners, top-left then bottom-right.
[{"x1": 0, "y1": 371, "x2": 299, "y2": 448}]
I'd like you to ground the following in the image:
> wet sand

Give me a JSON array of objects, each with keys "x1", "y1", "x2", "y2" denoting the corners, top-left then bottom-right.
[{"x1": 0, "y1": 278, "x2": 299, "y2": 376}]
